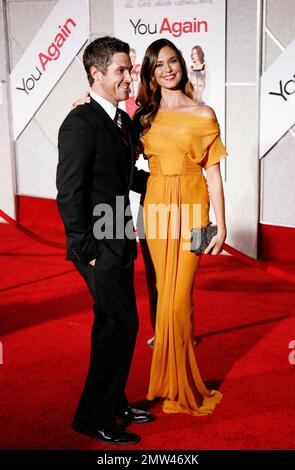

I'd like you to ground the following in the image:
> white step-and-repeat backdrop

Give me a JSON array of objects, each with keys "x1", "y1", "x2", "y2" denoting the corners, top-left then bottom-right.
[{"x1": 4, "y1": 0, "x2": 226, "y2": 230}]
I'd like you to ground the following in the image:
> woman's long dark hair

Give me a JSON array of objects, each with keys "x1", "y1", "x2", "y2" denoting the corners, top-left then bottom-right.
[{"x1": 133, "y1": 39, "x2": 194, "y2": 137}]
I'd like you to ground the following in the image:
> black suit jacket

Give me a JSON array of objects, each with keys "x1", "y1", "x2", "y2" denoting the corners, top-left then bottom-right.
[{"x1": 56, "y1": 98, "x2": 148, "y2": 266}]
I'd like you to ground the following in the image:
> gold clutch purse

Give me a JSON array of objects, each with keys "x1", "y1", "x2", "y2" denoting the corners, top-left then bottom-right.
[{"x1": 191, "y1": 223, "x2": 218, "y2": 255}]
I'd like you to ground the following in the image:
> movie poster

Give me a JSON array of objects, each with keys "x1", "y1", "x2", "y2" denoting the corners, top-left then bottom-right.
[
  {"x1": 114, "y1": 0, "x2": 226, "y2": 220},
  {"x1": 113, "y1": 0, "x2": 226, "y2": 126}
]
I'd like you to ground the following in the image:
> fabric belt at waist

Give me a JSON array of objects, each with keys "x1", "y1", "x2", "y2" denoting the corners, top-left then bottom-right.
[{"x1": 148, "y1": 154, "x2": 202, "y2": 177}]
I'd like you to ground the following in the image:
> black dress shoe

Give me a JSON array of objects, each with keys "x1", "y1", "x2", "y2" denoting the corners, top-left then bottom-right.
[
  {"x1": 117, "y1": 406, "x2": 156, "y2": 424},
  {"x1": 72, "y1": 422, "x2": 140, "y2": 445}
]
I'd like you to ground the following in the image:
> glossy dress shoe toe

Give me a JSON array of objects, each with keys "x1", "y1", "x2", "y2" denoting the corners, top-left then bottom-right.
[
  {"x1": 117, "y1": 406, "x2": 156, "y2": 424},
  {"x1": 72, "y1": 422, "x2": 140, "y2": 445}
]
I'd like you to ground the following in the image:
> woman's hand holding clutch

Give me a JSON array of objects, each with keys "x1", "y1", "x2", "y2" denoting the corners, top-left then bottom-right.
[{"x1": 204, "y1": 226, "x2": 226, "y2": 255}]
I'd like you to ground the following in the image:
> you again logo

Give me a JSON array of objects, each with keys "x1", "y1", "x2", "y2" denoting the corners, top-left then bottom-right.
[
  {"x1": 269, "y1": 75, "x2": 295, "y2": 101},
  {"x1": 130, "y1": 17, "x2": 208, "y2": 38},
  {"x1": 16, "y1": 18, "x2": 76, "y2": 96}
]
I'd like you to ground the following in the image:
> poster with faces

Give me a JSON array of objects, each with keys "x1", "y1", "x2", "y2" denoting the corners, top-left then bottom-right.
[{"x1": 113, "y1": 0, "x2": 226, "y2": 131}]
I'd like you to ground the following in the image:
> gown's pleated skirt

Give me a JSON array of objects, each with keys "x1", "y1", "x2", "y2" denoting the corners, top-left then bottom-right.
[{"x1": 144, "y1": 155, "x2": 223, "y2": 415}]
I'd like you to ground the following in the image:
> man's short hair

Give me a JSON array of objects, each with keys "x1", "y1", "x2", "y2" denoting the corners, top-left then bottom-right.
[{"x1": 83, "y1": 36, "x2": 130, "y2": 86}]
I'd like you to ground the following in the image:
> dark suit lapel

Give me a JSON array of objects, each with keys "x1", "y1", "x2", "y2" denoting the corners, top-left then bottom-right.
[
  {"x1": 89, "y1": 98, "x2": 135, "y2": 191},
  {"x1": 89, "y1": 97, "x2": 121, "y2": 144},
  {"x1": 89, "y1": 98, "x2": 127, "y2": 176},
  {"x1": 121, "y1": 112, "x2": 136, "y2": 194}
]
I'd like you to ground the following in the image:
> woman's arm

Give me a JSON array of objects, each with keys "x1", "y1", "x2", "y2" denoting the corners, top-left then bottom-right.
[{"x1": 204, "y1": 162, "x2": 227, "y2": 255}]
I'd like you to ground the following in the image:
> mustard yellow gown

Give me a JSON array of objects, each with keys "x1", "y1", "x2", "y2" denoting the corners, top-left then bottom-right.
[{"x1": 142, "y1": 111, "x2": 228, "y2": 416}]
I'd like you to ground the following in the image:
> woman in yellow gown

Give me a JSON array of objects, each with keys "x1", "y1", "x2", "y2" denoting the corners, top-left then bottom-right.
[{"x1": 133, "y1": 39, "x2": 228, "y2": 416}]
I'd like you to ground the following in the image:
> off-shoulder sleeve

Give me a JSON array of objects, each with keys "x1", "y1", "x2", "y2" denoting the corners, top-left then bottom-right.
[{"x1": 201, "y1": 132, "x2": 228, "y2": 170}]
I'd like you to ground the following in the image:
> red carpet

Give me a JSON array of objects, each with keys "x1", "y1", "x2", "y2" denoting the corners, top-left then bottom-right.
[{"x1": 1, "y1": 221, "x2": 295, "y2": 450}]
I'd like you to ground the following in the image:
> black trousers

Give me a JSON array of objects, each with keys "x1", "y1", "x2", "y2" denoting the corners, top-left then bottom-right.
[
  {"x1": 72, "y1": 256, "x2": 139, "y2": 430},
  {"x1": 139, "y1": 236, "x2": 158, "y2": 330},
  {"x1": 138, "y1": 193, "x2": 158, "y2": 330}
]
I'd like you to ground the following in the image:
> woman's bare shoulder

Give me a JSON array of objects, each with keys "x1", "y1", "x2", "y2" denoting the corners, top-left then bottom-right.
[{"x1": 192, "y1": 105, "x2": 217, "y2": 120}]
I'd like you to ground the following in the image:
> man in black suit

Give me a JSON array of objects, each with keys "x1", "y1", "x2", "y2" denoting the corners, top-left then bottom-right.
[{"x1": 56, "y1": 36, "x2": 154, "y2": 445}]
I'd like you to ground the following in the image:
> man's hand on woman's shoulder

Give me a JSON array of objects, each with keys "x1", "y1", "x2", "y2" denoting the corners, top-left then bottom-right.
[{"x1": 72, "y1": 91, "x2": 91, "y2": 109}]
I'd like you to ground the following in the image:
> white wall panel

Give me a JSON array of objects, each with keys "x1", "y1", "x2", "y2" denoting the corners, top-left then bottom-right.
[
  {"x1": 225, "y1": 0, "x2": 261, "y2": 257},
  {"x1": 0, "y1": 82, "x2": 16, "y2": 219},
  {"x1": 15, "y1": 118, "x2": 57, "y2": 198},
  {"x1": 0, "y1": 0, "x2": 6, "y2": 78},
  {"x1": 264, "y1": 33, "x2": 282, "y2": 70},
  {"x1": 266, "y1": 0, "x2": 295, "y2": 47},
  {"x1": 226, "y1": 0, "x2": 258, "y2": 83},
  {"x1": 7, "y1": 0, "x2": 55, "y2": 67},
  {"x1": 0, "y1": 1, "x2": 16, "y2": 221},
  {"x1": 225, "y1": 85, "x2": 259, "y2": 257},
  {"x1": 260, "y1": 0, "x2": 295, "y2": 228},
  {"x1": 90, "y1": 0, "x2": 113, "y2": 35},
  {"x1": 260, "y1": 127, "x2": 295, "y2": 226}
]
